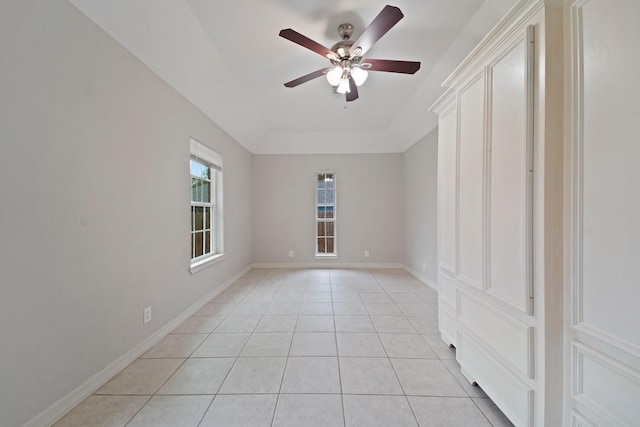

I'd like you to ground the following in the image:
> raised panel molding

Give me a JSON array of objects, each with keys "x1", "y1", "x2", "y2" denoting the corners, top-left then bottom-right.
[
  {"x1": 568, "y1": 0, "x2": 640, "y2": 357},
  {"x1": 456, "y1": 73, "x2": 485, "y2": 290},
  {"x1": 484, "y1": 26, "x2": 535, "y2": 315},
  {"x1": 572, "y1": 342, "x2": 640, "y2": 426},
  {"x1": 458, "y1": 330, "x2": 534, "y2": 427},
  {"x1": 570, "y1": 410, "x2": 597, "y2": 427},
  {"x1": 439, "y1": 303, "x2": 457, "y2": 347},
  {"x1": 458, "y1": 292, "x2": 534, "y2": 379}
]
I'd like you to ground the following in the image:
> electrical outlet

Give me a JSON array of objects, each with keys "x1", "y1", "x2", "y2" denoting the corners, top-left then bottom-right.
[
  {"x1": 364, "y1": 250, "x2": 370, "y2": 257},
  {"x1": 143, "y1": 306, "x2": 151, "y2": 324},
  {"x1": 288, "y1": 250, "x2": 294, "y2": 258}
]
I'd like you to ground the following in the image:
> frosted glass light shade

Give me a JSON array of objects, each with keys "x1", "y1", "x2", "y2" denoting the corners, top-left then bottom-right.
[
  {"x1": 351, "y1": 67, "x2": 368, "y2": 86},
  {"x1": 336, "y1": 78, "x2": 350, "y2": 94},
  {"x1": 326, "y1": 66, "x2": 343, "y2": 86}
]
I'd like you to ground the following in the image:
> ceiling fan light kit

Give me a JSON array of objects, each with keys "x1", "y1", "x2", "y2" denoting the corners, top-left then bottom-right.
[{"x1": 279, "y1": 5, "x2": 421, "y2": 102}]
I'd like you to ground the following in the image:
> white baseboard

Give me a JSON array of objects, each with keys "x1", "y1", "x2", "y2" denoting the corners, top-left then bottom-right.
[
  {"x1": 403, "y1": 264, "x2": 438, "y2": 291},
  {"x1": 25, "y1": 264, "x2": 252, "y2": 427},
  {"x1": 251, "y1": 262, "x2": 405, "y2": 269}
]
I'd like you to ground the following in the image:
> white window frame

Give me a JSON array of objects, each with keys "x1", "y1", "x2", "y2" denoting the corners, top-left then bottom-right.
[
  {"x1": 315, "y1": 171, "x2": 337, "y2": 258},
  {"x1": 190, "y1": 138, "x2": 224, "y2": 273}
]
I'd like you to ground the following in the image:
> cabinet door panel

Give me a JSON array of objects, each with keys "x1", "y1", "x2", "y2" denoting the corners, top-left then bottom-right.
[
  {"x1": 457, "y1": 75, "x2": 485, "y2": 289},
  {"x1": 488, "y1": 37, "x2": 532, "y2": 312}
]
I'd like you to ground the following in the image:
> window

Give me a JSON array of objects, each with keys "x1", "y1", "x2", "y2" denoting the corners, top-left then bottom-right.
[
  {"x1": 316, "y1": 172, "x2": 336, "y2": 256},
  {"x1": 190, "y1": 139, "x2": 223, "y2": 272}
]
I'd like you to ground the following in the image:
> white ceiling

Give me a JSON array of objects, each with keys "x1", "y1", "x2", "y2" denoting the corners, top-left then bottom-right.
[{"x1": 69, "y1": 0, "x2": 516, "y2": 154}]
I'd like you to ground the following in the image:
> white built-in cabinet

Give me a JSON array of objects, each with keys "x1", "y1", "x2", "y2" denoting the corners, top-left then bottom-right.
[
  {"x1": 431, "y1": 2, "x2": 545, "y2": 426},
  {"x1": 432, "y1": 0, "x2": 640, "y2": 426}
]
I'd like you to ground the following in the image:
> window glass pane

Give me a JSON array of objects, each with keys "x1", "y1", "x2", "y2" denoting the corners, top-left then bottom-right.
[
  {"x1": 201, "y1": 165, "x2": 210, "y2": 180},
  {"x1": 317, "y1": 238, "x2": 326, "y2": 254},
  {"x1": 205, "y1": 231, "x2": 211, "y2": 255},
  {"x1": 326, "y1": 238, "x2": 334, "y2": 253},
  {"x1": 326, "y1": 187, "x2": 335, "y2": 204},
  {"x1": 317, "y1": 206, "x2": 326, "y2": 219},
  {"x1": 317, "y1": 221, "x2": 326, "y2": 237},
  {"x1": 326, "y1": 206, "x2": 334, "y2": 219},
  {"x1": 205, "y1": 207, "x2": 211, "y2": 229},
  {"x1": 194, "y1": 206, "x2": 204, "y2": 231},
  {"x1": 317, "y1": 189, "x2": 325, "y2": 204},
  {"x1": 191, "y1": 206, "x2": 195, "y2": 230},
  {"x1": 190, "y1": 160, "x2": 199, "y2": 177},
  {"x1": 194, "y1": 232, "x2": 204, "y2": 258},
  {"x1": 202, "y1": 181, "x2": 210, "y2": 203},
  {"x1": 191, "y1": 233, "x2": 195, "y2": 258},
  {"x1": 192, "y1": 178, "x2": 199, "y2": 201},
  {"x1": 326, "y1": 222, "x2": 334, "y2": 237}
]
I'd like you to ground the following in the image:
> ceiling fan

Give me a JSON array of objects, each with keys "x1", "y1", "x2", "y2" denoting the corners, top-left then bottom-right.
[{"x1": 279, "y1": 5, "x2": 421, "y2": 102}]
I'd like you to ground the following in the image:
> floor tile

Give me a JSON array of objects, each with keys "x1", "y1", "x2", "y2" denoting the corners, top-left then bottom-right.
[
  {"x1": 254, "y1": 315, "x2": 298, "y2": 332},
  {"x1": 299, "y1": 302, "x2": 333, "y2": 315},
  {"x1": 140, "y1": 334, "x2": 207, "y2": 358},
  {"x1": 95, "y1": 359, "x2": 183, "y2": 395},
  {"x1": 355, "y1": 283, "x2": 384, "y2": 292},
  {"x1": 397, "y1": 303, "x2": 433, "y2": 317},
  {"x1": 219, "y1": 357, "x2": 287, "y2": 393},
  {"x1": 472, "y1": 398, "x2": 515, "y2": 426},
  {"x1": 336, "y1": 333, "x2": 386, "y2": 357},
  {"x1": 240, "y1": 332, "x2": 293, "y2": 356},
  {"x1": 214, "y1": 315, "x2": 261, "y2": 333},
  {"x1": 195, "y1": 302, "x2": 237, "y2": 316},
  {"x1": 295, "y1": 315, "x2": 335, "y2": 332},
  {"x1": 281, "y1": 357, "x2": 341, "y2": 393},
  {"x1": 334, "y1": 315, "x2": 376, "y2": 332},
  {"x1": 441, "y1": 359, "x2": 487, "y2": 398},
  {"x1": 359, "y1": 293, "x2": 393, "y2": 304},
  {"x1": 126, "y1": 395, "x2": 212, "y2": 427},
  {"x1": 339, "y1": 357, "x2": 403, "y2": 395},
  {"x1": 391, "y1": 359, "x2": 467, "y2": 396},
  {"x1": 172, "y1": 316, "x2": 224, "y2": 333},
  {"x1": 191, "y1": 333, "x2": 250, "y2": 357},
  {"x1": 273, "y1": 394, "x2": 344, "y2": 427},
  {"x1": 406, "y1": 316, "x2": 439, "y2": 334},
  {"x1": 343, "y1": 395, "x2": 417, "y2": 427},
  {"x1": 333, "y1": 302, "x2": 368, "y2": 315},
  {"x1": 211, "y1": 292, "x2": 245, "y2": 303},
  {"x1": 389, "y1": 293, "x2": 424, "y2": 304},
  {"x1": 305, "y1": 284, "x2": 332, "y2": 292},
  {"x1": 331, "y1": 292, "x2": 362, "y2": 303},
  {"x1": 53, "y1": 395, "x2": 149, "y2": 427},
  {"x1": 379, "y1": 333, "x2": 437, "y2": 358},
  {"x1": 422, "y1": 334, "x2": 457, "y2": 359},
  {"x1": 228, "y1": 302, "x2": 269, "y2": 316},
  {"x1": 290, "y1": 332, "x2": 337, "y2": 356},
  {"x1": 265, "y1": 302, "x2": 301, "y2": 315},
  {"x1": 408, "y1": 396, "x2": 492, "y2": 427},
  {"x1": 242, "y1": 292, "x2": 276, "y2": 303},
  {"x1": 157, "y1": 358, "x2": 235, "y2": 394},
  {"x1": 331, "y1": 283, "x2": 358, "y2": 292},
  {"x1": 371, "y1": 316, "x2": 417, "y2": 333},
  {"x1": 273, "y1": 292, "x2": 304, "y2": 303},
  {"x1": 303, "y1": 292, "x2": 332, "y2": 302},
  {"x1": 364, "y1": 303, "x2": 404, "y2": 316},
  {"x1": 199, "y1": 394, "x2": 277, "y2": 427}
]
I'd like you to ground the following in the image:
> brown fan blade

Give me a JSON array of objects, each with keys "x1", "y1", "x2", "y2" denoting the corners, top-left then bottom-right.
[
  {"x1": 361, "y1": 59, "x2": 421, "y2": 74},
  {"x1": 349, "y1": 5, "x2": 404, "y2": 57},
  {"x1": 279, "y1": 29, "x2": 338, "y2": 61},
  {"x1": 346, "y1": 77, "x2": 359, "y2": 102},
  {"x1": 284, "y1": 68, "x2": 331, "y2": 88}
]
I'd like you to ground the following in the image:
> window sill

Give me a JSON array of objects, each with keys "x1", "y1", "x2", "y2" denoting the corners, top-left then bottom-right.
[
  {"x1": 314, "y1": 253, "x2": 338, "y2": 260},
  {"x1": 190, "y1": 253, "x2": 225, "y2": 274}
]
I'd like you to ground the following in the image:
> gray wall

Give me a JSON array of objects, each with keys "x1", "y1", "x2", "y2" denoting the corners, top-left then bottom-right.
[
  {"x1": 403, "y1": 129, "x2": 439, "y2": 286},
  {"x1": 252, "y1": 154, "x2": 405, "y2": 264},
  {"x1": 0, "y1": 1, "x2": 252, "y2": 426}
]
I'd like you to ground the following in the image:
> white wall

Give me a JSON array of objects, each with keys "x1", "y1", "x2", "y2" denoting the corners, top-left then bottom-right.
[
  {"x1": 252, "y1": 154, "x2": 404, "y2": 265},
  {"x1": 0, "y1": 1, "x2": 252, "y2": 426},
  {"x1": 402, "y1": 129, "x2": 438, "y2": 286}
]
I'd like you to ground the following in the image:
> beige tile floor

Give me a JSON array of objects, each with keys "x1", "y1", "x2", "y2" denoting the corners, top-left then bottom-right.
[{"x1": 54, "y1": 268, "x2": 514, "y2": 427}]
